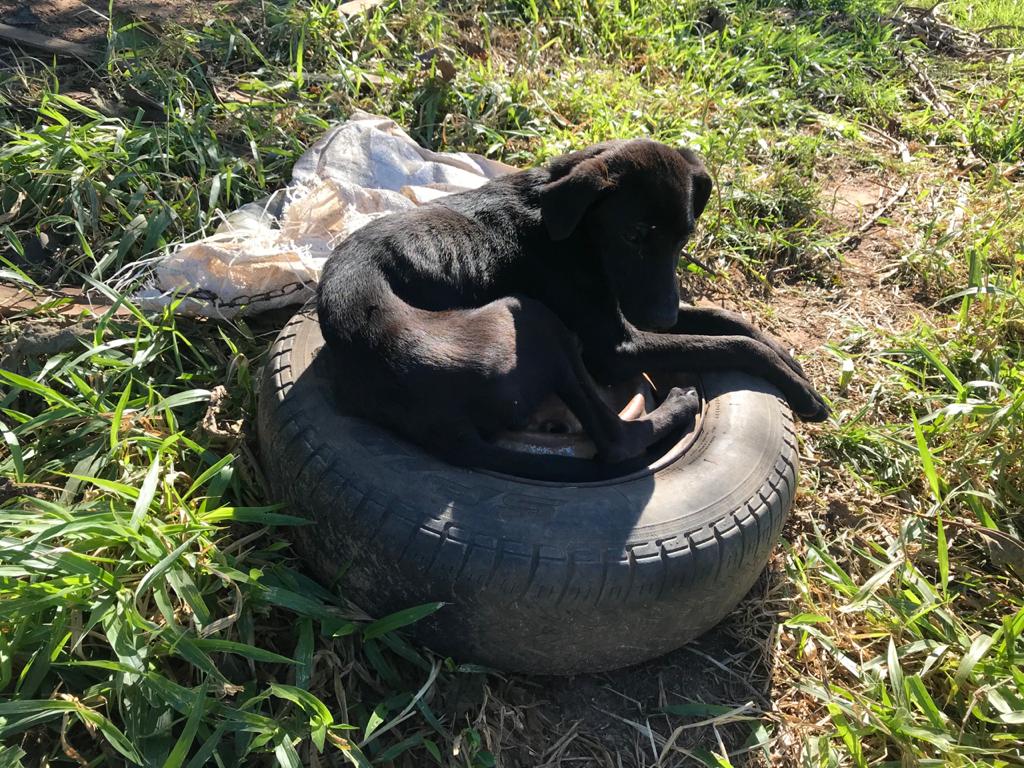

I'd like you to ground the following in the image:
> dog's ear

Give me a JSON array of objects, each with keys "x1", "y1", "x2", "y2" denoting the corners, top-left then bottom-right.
[
  {"x1": 690, "y1": 167, "x2": 712, "y2": 221},
  {"x1": 541, "y1": 148, "x2": 619, "y2": 241},
  {"x1": 677, "y1": 148, "x2": 713, "y2": 222}
]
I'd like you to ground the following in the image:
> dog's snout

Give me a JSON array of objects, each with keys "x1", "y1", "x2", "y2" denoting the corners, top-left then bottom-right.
[{"x1": 642, "y1": 305, "x2": 679, "y2": 331}]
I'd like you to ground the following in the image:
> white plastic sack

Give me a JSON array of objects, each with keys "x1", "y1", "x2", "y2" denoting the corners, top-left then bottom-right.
[{"x1": 136, "y1": 111, "x2": 515, "y2": 317}]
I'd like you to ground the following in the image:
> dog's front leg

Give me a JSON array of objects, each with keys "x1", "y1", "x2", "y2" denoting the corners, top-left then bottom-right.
[
  {"x1": 607, "y1": 331, "x2": 830, "y2": 421},
  {"x1": 669, "y1": 305, "x2": 805, "y2": 377}
]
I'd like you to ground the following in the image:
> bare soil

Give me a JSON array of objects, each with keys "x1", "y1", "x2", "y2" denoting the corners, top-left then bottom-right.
[{"x1": 0, "y1": 0, "x2": 214, "y2": 46}]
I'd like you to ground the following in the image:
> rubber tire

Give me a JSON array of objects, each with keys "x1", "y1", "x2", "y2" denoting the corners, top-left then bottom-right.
[{"x1": 258, "y1": 307, "x2": 798, "y2": 675}]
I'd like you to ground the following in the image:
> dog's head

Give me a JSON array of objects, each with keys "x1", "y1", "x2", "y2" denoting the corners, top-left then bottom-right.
[{"x1": 540, "y1": 139, "x2": 712, "y2": 331}]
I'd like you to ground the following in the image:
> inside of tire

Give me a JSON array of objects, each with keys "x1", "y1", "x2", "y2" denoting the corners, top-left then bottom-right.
[{"x1": 488, "y1": 372, "x2": 704, "y2": 484}]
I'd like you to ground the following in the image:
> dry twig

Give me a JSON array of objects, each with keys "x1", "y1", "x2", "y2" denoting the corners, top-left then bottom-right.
[{"x1": 836, "y1": 181, "x2": 912, "y2": 252}]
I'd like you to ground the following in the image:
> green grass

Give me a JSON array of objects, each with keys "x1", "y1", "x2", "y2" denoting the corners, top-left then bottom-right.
[{"x1": 1, "y1": 0, "x2": 1023, "y2": 765}]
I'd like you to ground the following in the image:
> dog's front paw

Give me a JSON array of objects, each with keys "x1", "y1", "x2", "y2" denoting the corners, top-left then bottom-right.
[
  {"x1": 779, "y1": 348, "x2": 807, "y2": 378},
  {"x1": 793, "y1": 384, "x2": 831, "y2": 422}
]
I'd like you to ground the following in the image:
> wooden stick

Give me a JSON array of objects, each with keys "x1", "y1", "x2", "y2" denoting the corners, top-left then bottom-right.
[
  {"x1": 837, "y1": 181, "x2": 911, "y2": 252},
  {"x1": 0, "y1": 283, "x2": 134, "y2": 320},
  {"x1": 0, "y1": 23, "x2": 100, "y2": 61}
]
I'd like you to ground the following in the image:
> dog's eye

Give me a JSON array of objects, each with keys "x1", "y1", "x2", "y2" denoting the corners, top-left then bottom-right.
[{"x1": 623, "y1": 224, "x2": 649, "y2": 245}]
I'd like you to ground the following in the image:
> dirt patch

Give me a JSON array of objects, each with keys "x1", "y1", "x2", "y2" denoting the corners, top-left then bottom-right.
[
  {"x1": 823, "y1": 176, "x2": 888, "y2": 230},
  {"x1": 0, "y1": 0, "x2": 214, "y2": 46},
  {"x1": 726, "y1": 167, "x2": 929, "y2": 360}
]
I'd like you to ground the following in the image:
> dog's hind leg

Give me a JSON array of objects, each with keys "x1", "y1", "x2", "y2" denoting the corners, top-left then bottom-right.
[
  {"x1": 478, "y1": 295, "x2": 698, "y2": 466},
  {"x1": 551, "y1": 329, "x2": 699, "y2": 465},
  {"x1": 437, "y1": 426, "x2": 620, "y2": 482},
  {"x1": 556, "y1": 367, "x2": 699, "y2": 464}
]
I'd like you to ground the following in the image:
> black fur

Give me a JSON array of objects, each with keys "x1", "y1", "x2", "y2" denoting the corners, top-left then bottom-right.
[{"x1": 317, "y1": 139, "x2": 828, "y2": 480}]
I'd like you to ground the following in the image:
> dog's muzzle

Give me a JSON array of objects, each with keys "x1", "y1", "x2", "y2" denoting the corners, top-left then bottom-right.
[{"x1": 641, "y1": 304, "x2": 679, "y2": 331}]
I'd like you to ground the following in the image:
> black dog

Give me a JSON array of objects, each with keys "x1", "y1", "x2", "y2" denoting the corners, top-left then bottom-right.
[{"x1": 317, "y1": 139, "x2": 828, "y2": 480}]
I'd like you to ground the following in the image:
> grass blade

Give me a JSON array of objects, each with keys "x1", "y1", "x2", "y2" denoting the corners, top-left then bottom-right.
[{"x1": 362, "y1": 602, "x2": 444, "y2": 641}]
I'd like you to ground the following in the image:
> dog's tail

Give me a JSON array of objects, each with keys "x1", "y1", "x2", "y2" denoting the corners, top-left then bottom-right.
[{"x1": 446, "y1": 439, "x2": 655, "y2": 483}]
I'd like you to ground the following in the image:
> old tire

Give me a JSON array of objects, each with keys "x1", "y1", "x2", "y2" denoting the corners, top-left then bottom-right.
[{"x1": 258, "y1": 307, "x2": 798, "y2": 675}]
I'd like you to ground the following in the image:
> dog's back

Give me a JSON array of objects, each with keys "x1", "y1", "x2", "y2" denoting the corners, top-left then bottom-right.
[{"x1": 316, "y1": 170, "x2": 571, "y2": 444}]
